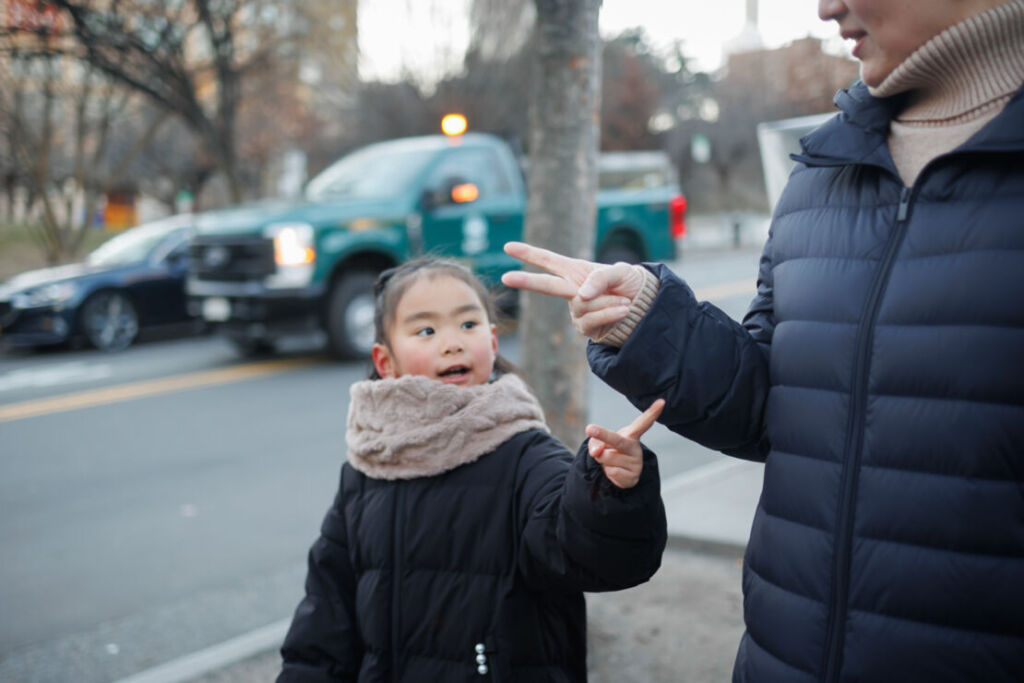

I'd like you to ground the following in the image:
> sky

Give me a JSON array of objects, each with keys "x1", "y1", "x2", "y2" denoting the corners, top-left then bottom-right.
[{"x1": 358, "y1": 0, "x2": 850, "y2": 82}]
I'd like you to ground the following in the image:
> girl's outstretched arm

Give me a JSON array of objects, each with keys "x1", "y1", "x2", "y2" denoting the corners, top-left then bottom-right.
[{"x1": 514, "y1": 417, "x2": 667, "y2": 593}]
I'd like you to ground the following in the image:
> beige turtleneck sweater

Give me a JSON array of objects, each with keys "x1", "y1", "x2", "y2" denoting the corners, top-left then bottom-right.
[{"x1": 870, "y1": 0, "x2": 1024, "y2": 186}]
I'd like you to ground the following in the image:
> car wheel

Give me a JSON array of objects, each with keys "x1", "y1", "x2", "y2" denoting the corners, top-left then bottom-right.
[
  {"x1": 325, "y1": 271, "x2": 378, "y2": 360},
  {"x1": 80, "y1": 291, "x2": 139, "y2": 352},
  {"x1": 597, "y1": 243, "x2": 643, "y2": 265}
]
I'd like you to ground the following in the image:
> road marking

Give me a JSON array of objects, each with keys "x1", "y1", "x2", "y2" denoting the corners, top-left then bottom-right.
[
  {"x1": 693, "y1": 278, "x2": 757, "y2": 301},
  {"x1": 0, "y1": 358, "x2": 319, "y2": 423},
  {"x1": 113, "y1": 618, "x2": 289, "y2": 683},
  {"x1": 0, "y1": 361, "x2": 114, "y2": 392}
]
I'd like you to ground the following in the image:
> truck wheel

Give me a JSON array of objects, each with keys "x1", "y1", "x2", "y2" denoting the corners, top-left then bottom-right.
[
  {"x1": 597, "y1": 244, "x2": 642, "y2": 265},
  {"x1": 325, "y1": 271, "x2": 378, "y2": 359}
]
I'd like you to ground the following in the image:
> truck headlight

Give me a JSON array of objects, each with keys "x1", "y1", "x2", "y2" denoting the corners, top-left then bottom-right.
[
  {"x1": 263, "y1": 223, "x2": 316, "y2": 288},
  {"x1": 13, "y1": 282, "x2": 77, "y2": 309}
]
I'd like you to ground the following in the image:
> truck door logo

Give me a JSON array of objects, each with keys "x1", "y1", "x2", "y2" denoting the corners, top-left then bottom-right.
[{"x1": 461, "y1": 215, "x2": 488, "y2": 255}]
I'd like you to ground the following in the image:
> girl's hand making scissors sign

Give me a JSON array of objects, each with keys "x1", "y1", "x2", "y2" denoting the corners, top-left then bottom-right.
[{"x1": 586, "y1": 399, "x2": 665, "y2": 489}]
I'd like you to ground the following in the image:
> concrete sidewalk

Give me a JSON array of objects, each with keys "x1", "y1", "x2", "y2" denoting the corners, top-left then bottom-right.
[{"x1": 664, "y1": 459, "x2": 763, "y2": 555}]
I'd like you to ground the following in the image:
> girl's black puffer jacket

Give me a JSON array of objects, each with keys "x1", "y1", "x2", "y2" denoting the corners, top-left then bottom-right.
[
  {"x1": 590, "y1": 81, "x2": 1024, "y2": 683},
  {"x1": 278, "y1": 429, "x2": 666, "y2": 682}
]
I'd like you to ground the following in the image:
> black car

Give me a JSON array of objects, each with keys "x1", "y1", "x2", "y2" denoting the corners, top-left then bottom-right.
[{"x1": 0, "y1": 216, "x2": 195, "y2": 352}]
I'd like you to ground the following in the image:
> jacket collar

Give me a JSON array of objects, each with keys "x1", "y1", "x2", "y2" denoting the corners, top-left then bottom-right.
[
  {"x1": 962, "y1": 83, "x2": 1024, "y2": 151},
  {"x1": 795, "y1": 80, "x2": 1024, "y2": 169},
  {"x1": 345, "y1": 373, "x2": 549, "y2": 480}
]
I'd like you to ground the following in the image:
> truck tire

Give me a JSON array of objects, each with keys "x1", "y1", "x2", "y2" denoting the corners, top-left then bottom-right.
[{"x1": 325, "y1": 271, "x2": 378, "y2": 359}]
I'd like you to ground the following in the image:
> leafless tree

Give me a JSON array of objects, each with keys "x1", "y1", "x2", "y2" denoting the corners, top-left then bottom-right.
[
  {"x1": 50, "y1": 0, "x2": 300, "y2": 204},
  {"x1": 0, "y1": 7, "x2": 147, "y2": 263},
  {"x1": 518, "y1": 0, "x2": 602, "y2": 447}
]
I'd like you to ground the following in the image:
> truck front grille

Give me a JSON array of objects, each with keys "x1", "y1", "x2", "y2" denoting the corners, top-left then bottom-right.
[{"x1": 190, "y1": 236, "x2": 275, "y2": 282}]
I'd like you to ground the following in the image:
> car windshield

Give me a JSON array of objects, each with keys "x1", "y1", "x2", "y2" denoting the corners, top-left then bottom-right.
[
  {"x1": 87, "y1": 218, "x2": 186, "y2": 267},
  {"x1": 305, "y1": 146, "x2": 436, "y2": 201}
]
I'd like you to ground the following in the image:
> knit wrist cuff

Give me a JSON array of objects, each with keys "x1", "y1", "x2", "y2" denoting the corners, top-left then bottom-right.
[{"x1": 595, "y1": 266, "x2": 660, "y2": 347}]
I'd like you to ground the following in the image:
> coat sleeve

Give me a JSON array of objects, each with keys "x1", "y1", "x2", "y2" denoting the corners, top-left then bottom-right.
[
  {"x1": 278, "y1": 471, "x2": 362, "y2": 682},
  {"x1": 587, "y1": 238, "x2": 775, "y2": 462},
  {"x1": 515, "y1": 430, "x2": 667, "y2": 593}
]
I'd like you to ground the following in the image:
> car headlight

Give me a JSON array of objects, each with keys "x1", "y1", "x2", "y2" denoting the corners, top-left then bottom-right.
[
  {"x1": 12, "y1": 282, "x2": 78, "y2": 309},
  {"x1": 263, "y1": 222, "x2": 316, "y2": 288}
]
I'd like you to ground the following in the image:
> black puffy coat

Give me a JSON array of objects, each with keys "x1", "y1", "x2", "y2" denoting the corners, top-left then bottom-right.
[
  {"x1": 278, "y1": 429, "x2": 666, "y2": 682},
  {"x1": 590, "y1": 81, "x2": 1024, "y2": 683}
]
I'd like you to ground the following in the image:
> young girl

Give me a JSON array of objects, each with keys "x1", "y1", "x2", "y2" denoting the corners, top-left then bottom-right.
[{"x1": 278, "y1": 257, "x2": 667, "y2": 682}]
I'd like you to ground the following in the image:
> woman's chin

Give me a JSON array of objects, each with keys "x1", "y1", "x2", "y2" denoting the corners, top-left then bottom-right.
[{"x1": 859, "y1": 58, "x2": 895, "y2": 90}]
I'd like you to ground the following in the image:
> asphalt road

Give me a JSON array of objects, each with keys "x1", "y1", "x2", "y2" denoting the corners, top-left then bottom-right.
[{"x1": 0, "y1": 244, "x2": 762, "y2": 682}]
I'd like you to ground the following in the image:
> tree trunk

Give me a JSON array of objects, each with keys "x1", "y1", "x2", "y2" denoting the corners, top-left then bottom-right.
[{"x1": 520, "y1": 0, "x2": 602, "y2": 448}]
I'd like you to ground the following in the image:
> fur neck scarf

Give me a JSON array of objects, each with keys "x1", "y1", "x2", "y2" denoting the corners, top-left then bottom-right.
[{"x1": 346, "y1": 373, "x2": 549, "y2": 480}]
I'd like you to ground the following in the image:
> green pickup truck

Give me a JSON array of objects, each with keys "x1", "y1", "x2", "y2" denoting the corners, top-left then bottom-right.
[{"x1": 187, "y1": 132, "x2": 686, "y2": 358}]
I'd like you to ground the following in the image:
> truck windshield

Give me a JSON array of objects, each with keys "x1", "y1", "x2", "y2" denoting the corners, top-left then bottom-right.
[{"x1": 305, "y1": 146, "x2": 436, "y2": 201}]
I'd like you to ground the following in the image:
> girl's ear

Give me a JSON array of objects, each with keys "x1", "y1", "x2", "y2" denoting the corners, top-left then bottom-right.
[
  {"x1": 490, "y1": 323, "x2": 499, "y2": 357},
  {"x1": 372, "y1": 343, "x2": 397, "y2": 378}
]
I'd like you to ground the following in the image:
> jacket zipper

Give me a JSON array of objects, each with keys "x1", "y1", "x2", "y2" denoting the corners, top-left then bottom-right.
[
  {"x1": 822, "y1": 185, "x2": 912, "y2": 682},
  {"x1": 391, "y1": 484, "x2": 406, "y2": 683}
]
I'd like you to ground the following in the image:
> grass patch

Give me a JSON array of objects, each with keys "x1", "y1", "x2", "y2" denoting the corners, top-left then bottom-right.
[{"x1": 0, "y1": 221, "x2": 111, "y2": 281}]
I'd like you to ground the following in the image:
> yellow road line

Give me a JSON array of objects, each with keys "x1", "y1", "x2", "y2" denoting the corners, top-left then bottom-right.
[
  {"x1": 0, "y1": 358, "x2": 320, "y2": 423},
  {"x1": 694, "y1": 279, "x2": 757, "y2": 301}
]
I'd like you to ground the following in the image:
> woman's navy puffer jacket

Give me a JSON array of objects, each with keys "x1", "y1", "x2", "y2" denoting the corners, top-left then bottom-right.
[{"x1": 589, "y1": 81, "x2": 1024, "y2": 683}]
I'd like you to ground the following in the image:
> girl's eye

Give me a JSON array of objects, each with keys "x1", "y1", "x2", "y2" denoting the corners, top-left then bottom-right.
[
  {"x1": 415, "y1": 327, "x2": 434, "y2": 337},
  {"x1": 461, "y1": 320, "x2": 478, "y2": 330}
]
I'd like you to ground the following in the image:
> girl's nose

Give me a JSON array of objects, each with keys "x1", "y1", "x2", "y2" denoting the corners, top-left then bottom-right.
[
  {"x1": 442, "y1": 336, "x2": 463, "y2": 355},
  {"x1": 818, "y1": 0, "x2": 846, "y2": 21}
]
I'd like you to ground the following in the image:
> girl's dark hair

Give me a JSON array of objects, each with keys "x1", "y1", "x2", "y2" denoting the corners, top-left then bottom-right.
[{"x1": 369, "y1": 257, "x2": 518, "y2": 380}]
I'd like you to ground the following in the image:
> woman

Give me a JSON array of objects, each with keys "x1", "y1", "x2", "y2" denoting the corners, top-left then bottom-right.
[{"x1": 502, "y1": 1, "x2": 1024, "y2": 681}]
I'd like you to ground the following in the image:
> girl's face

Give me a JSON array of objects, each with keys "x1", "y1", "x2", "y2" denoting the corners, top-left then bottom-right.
[
  {"x1": 372, "y1": 274, "x2": 498, "y2": 387},
  {"x1": 817, "y1": 0, "x2": 1004, "y2": 86}
]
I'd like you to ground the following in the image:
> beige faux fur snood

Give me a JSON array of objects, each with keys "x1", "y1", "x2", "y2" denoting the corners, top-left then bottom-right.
[{"x1": 346, "y1": 373, "x2": 549, "y2": 480}]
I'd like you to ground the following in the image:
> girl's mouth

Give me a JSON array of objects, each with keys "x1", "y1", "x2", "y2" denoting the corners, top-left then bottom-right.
[{"x1": 438, "y1": 366, "x2": 471, "y2": 382}]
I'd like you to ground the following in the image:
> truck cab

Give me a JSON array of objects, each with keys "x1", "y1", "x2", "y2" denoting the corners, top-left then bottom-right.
[{"x1": 188, "y1": 132, "x2": 685, "y2": 359}]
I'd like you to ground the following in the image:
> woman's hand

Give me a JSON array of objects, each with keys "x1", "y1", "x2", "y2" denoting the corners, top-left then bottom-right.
[
  {"x1": 501, "y1": 241, "x2": 647, "y2": 341},
  {"x1": 585, "y1": 399, "x2": 665, "y2": 489}
]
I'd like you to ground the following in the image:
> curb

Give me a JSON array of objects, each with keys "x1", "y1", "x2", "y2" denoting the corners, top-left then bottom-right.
[
  {"x1": 112, "y1": 620, "x2": 289, "y2": 683},
  {"x1": 666, "y1": 534, "x2": 746, "y2": 560},
  {"x1": 660, "y1": 459, "x2": 755, "y2": 560}
]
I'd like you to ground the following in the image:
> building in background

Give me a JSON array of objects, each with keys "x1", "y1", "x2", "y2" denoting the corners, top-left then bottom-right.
[{"x1": 723, "y1": 36, "x2": 860, "y2": 113}]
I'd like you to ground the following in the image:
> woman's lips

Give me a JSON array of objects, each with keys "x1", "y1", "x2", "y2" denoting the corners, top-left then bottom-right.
[
  {"x1": 851, "y1": 35, "x2": 867, "y2": 58},
  {"x1": 842, "y1": 30, "x2": 868, "y2": 58}
]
